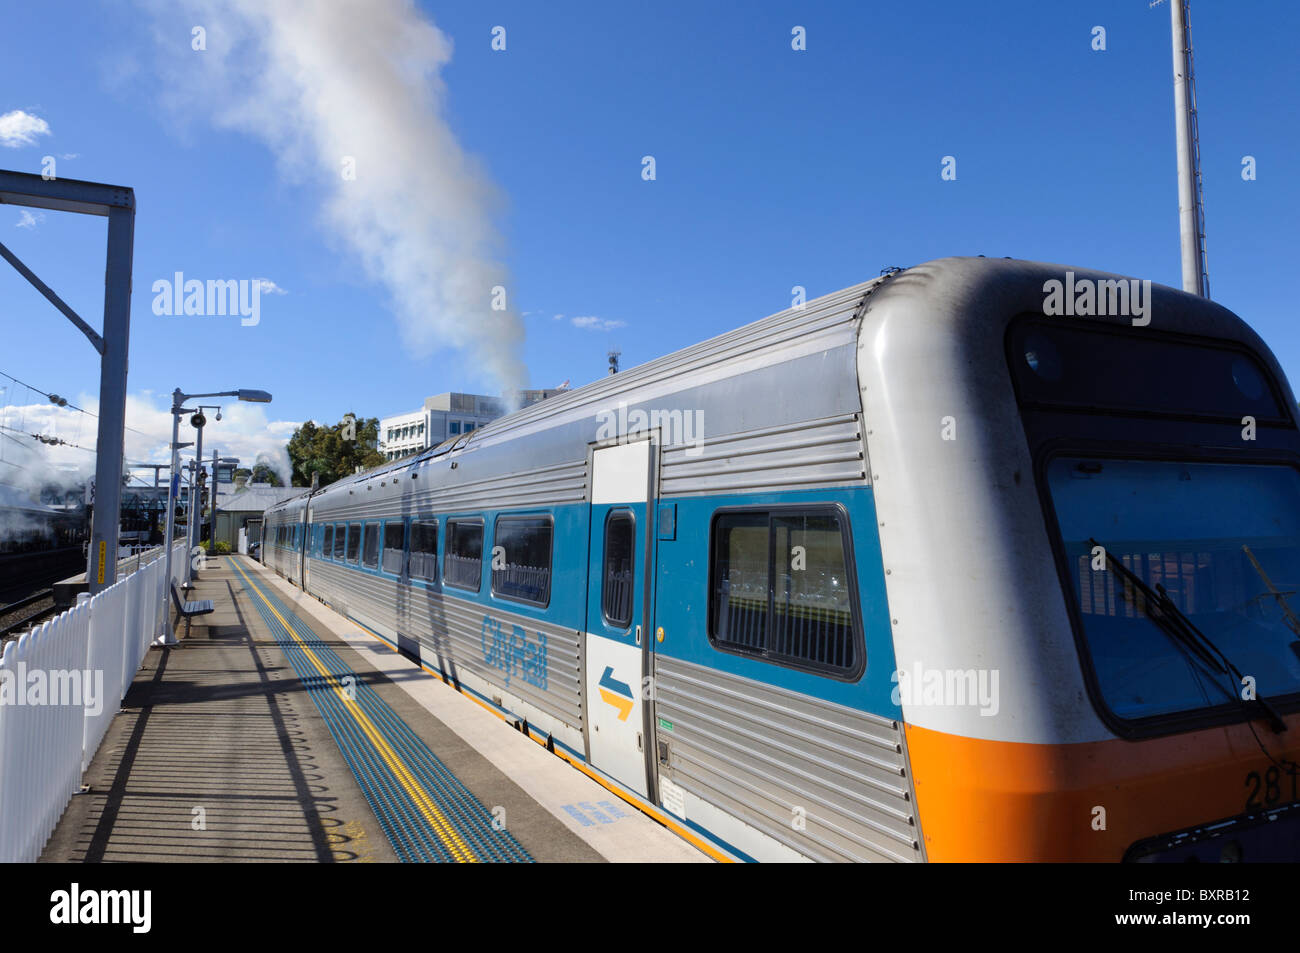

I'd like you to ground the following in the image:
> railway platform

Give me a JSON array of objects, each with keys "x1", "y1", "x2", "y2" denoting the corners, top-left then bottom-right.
[{"x1": 39, "y1": 555, "x2": 708, "y2": 863}]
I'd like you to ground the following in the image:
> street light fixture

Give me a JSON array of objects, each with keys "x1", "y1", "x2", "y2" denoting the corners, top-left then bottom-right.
[{"x1": 161, "y1": 387, "x2": 272, "y2": 644}]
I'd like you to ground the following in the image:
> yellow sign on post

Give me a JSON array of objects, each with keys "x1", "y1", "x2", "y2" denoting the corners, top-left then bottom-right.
[{"x1": 97, "y1": 540, "x2": 106, "y2": 585}]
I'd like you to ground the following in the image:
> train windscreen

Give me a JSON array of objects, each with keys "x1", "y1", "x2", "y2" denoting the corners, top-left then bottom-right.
[{"x1": 1045, "y1": 456, "x2": 1300, "y2": 722}]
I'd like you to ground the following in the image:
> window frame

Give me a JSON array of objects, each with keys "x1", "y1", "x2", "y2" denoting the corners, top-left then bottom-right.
[
  {"x1": 361, "y1": 521, "x2": 381, "y2": 571},
  {"x1": 706, "y1": 503, "x2": 865, "y2": 681},
  {"x1": 443, "y1": 516, "x2": 484, "y2": 593},
  {"x1": 490, "y1": 513, "x2": 554, "y2": 609},
  {"x1": 380, "y1": 519, "x2": 408, "y2": 579},
  {"x1": 601, "y1": 509, "x2": 636, "y2": 630},
  {"x1": 408, "y1": 517, "x2": 441, "y2": 587},
  {"x1": 346, "y1": 521, "x2": 362, "y2": 564}
]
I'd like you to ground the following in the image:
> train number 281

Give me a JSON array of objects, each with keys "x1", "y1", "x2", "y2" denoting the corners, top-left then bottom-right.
[{"x1": 1245, "y1": 763, "x2": 1299, "y2": 812}]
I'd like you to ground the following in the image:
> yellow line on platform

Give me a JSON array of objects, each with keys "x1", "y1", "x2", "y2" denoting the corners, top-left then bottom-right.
[{"x1": 228, "y1": 557, "x2": 478, "y2": 863}]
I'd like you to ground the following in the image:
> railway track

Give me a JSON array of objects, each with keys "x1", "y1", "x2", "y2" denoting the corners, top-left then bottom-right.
[
  {"x1": 0, "y1": 545, "x2": 85, "y2": 607},
  {"x1": 0, "y1": 588, "x2": 59, "y2": 644}
]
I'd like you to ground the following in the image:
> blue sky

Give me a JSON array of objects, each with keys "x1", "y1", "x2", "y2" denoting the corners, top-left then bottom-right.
[{"x1": 1, "y1": 0, "x2": 1297, "y2": 479}]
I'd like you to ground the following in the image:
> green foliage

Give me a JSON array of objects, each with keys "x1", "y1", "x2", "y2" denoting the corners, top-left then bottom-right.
[
  {"x1": 249, "y1": 463, "x2": 282, "y2": 487},
  {"x1": 287, "y1": 414, "x2": 385, "y2": 488},
  {"x1": 200, "y1": 539, "x2": 232, "y2": 555}
]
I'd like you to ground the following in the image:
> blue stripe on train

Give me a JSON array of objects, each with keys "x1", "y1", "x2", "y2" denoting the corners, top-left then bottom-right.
[{"x1": 301, "y1": 484, "x2": 901, "y2": 720}]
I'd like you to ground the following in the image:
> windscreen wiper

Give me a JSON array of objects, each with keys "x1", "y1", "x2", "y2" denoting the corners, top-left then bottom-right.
[
  {"x1": 1089, "y1": 538, "x2": 1288, "y2": 734},
  {"x1": 1242, "y1": 544, "x2": 1300, "y2": 639}
]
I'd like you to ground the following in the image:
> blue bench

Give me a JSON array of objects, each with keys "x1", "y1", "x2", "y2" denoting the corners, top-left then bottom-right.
[{"x1": 170, "y1": 582, "x2": 214, "y2": 639}]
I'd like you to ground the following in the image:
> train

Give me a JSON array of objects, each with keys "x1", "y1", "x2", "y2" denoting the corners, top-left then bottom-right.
[
  {"x1": 0, "y1": 483, "x2": 85, "y2": 556},
  {"x1": 261, "y1": 256, "x2": 1300, "y2": 862}
]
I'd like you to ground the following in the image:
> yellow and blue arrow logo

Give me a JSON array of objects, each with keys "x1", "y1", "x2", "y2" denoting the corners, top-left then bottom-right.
[{"x1": 597, "y1": 666, "x2": 634, "y2": 722}]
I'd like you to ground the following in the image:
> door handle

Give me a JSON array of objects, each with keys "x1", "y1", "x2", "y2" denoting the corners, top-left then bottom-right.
[{"x1": 635, "y1": 624, "x2": 642, "y2": 646}]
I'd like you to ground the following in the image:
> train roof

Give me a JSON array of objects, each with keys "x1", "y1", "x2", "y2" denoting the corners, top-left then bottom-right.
[{"x1": 267, "y1": 255, "x2": 1282, "y2": 519}]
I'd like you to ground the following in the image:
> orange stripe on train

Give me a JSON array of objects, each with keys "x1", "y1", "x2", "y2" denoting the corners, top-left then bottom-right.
[{"x1": 904, "y1": 715, "x2": 1300, "y2": 862}]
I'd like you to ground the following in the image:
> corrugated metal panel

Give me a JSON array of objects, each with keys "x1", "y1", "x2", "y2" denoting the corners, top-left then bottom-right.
[
  {"x1": 660, "y1": 413, "x2": 865, "y2": 496},
  {"x1": 472, "y1": 277, "x2": 882, "y2": 449},
  {"x1": 306, "y1": 559, "x2": 583, "y2": 728},
  {"x1": 308, "y1": 459, "x2": 587, "y2": 522},
  {"x1": 654, "y1": 655, "x2": 921, "y2": 863}
]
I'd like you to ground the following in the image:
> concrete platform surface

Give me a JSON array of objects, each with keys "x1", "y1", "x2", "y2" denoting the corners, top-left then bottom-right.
[{"x1": 40, "y1": 555, "x2": 708, "y2": 863}]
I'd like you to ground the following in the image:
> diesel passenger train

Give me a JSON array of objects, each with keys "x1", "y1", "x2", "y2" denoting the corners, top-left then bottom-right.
[{"x1": 261, "y1": 257, "x2": 1300, "y2": 862}]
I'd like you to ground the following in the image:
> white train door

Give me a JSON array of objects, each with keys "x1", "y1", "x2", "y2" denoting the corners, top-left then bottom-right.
[{"x1": 584, "y1": 437, "x2": 655, "y2": 798}]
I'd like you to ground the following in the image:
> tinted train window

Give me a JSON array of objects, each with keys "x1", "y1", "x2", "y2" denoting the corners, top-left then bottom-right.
[
  {"x1": 709, "y1": 507, "x2": 861, "y2": 678},
  {"x1": 382, "y1": 521, "x2": 406, "y2": 575},
  {"x1": 1008, "y1": 318, "x2": 1287, "y2": 423},
  {"x1": 346, "y1": 522, "x2": 362, "y2": 563},
  {"x1": 603, "y1": 511, "x2": 635, "y2": 628},
  {"x1": 444, "y1": 519, "x2": 483, "y2": 591},
  {"x1": 323, "y1": 525, "x2": 333, "y2": 559},
  {"x1": 362, "y1": 523, "x2": 380, "y2": 569},
  {"x1": 333, "y1": 523, "x2": 347, "y2": 560},
  {"x1": 409, "y1": 519, "x2": 437, "y2": 582},
  {"x1": 491, "y1": 516, "x2": 553, "y2": 607}
]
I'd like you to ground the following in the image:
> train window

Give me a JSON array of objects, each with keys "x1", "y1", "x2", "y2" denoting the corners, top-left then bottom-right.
[
  {"x1": 603, "y1": 511, "x2": 635, "y2": 628},
  {"x1": 362, "y1": 522, "x2": 380, "y2": 569},
  {"x1": 709, "y1": 507, "x2": 861, "y2": 678},
  {"x1": 409, "y1": 519, "x2": 438, "y2": 582},
  {"x1": 323, "y1": 525, "x2": 334, "y2": 559},
  {"x1": 382, "y1": 521, "x2": 406, "y2": 576},
  {"x1": 1046, "y1": 456, "x2": 1300, "y2": 727},
  {"x1": 333, "y1": 523, "x2": 347, "y2": 560},
  {"x1": 491, "y1": 516, "x2": 553, "y2": 607},
  {"x1": 1007, "y1": 318, "x2": 1287, "y2": 423},
  {"x1": 444, "y1": 519, "x2": 483, "y2": 591},
  {"x1": 346, "y1": 522, "x2": 362, "y2": 563}
]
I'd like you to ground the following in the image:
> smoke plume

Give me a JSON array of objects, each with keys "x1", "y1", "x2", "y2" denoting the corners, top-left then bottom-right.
[{"x1": 141, "y1": 0, "x2": 528, "y2": 389}]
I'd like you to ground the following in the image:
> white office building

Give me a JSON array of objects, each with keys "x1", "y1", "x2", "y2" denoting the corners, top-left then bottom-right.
[
  {"x1": 379, "y1": 393, "x2": 504, "y2": 461},
  {"x1": 378, "y1": 389, "x2": 571, "y2": 462}
]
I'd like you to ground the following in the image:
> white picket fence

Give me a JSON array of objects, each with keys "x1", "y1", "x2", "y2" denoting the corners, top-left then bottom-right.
[{"x1": 0, "y1": 541, "x2": 186, "y2": 862}]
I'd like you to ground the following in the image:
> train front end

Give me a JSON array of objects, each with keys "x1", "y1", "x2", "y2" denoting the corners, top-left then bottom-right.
[{"x1": 860, "y1": 257, "x2": 1300, "y2": 861}]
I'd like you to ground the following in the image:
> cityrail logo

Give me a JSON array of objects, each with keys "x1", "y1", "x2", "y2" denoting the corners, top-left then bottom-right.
[
  {"x1": 150, "y1": 272, "x2": 282, "y2": 327},
  {"x1": 0, "y1": 663, "x2": 104, "y2": 717},
  {"x1": 597, "y1": 665, "x2": 635, "y2": 721},
  {"x1": 1042, "y1": 271, "x2": 1153, "y2": 327},
  {"x1": 891, "y1": 663, "x2": 1000, "y2": 717},
  {"x1": 50, "y1": 883, "x2": 151, "y2": 934},
  {"x1": 595, "y1": 401, "x2": 705, "y2": 456}
]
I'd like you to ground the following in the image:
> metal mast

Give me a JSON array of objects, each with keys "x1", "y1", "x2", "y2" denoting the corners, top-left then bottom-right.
[{"x1": 1167, "y1": 0, "x2": 1210, "y2": 297}]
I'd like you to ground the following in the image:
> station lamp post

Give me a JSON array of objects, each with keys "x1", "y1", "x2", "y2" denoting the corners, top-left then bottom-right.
[{"x1": 161, "y1": 388, "x2": 271, "y2": 644}]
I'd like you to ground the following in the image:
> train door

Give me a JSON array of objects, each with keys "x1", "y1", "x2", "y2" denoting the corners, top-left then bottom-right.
[{"x1": 584, "y1": 437, "x2": 656, "y2": 798}]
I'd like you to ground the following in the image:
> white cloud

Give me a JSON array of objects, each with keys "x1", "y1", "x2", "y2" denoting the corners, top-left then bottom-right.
[
  {"x1": 0, "y1": 391, "x2": 304, "y2": 491},
  {"x1": 0, "y1": 110, "x2": 52, "y2": 148},
  {"x1": 254, "y1": 278, "x2": 287, "y2": 295},
  {"x1": 571, "y1": 315, "x2": 627, "y2": 332},
  {"x1": 15, "y1": 209, "x2": 44, "y2": 229}
]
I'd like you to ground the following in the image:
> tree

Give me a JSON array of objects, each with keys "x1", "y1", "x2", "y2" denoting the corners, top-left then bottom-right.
[{"x1": 287, "y1": 413, "x2": 385, "y2": 488}]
